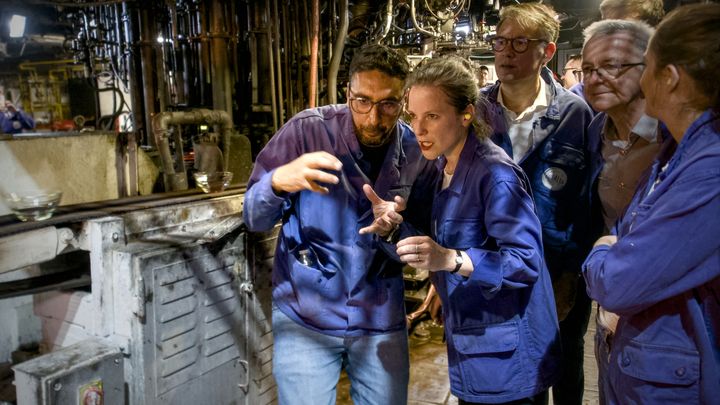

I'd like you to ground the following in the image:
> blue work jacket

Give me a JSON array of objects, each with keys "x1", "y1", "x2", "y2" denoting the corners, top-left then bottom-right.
[
  {"x1": 243, "y1": 105, "x2": 437, "y2": 337},
  {"x1": 0, "y1": 109, "x2": 35, "y2": 134},
  {"x1": 583, "y1": 110, "x2": 720, "y2": 404},
  {"x1": 431, "y1": 133, "x2": 561, "y2": 403},
  {"x1": 480, "y1": 68, "x2": 598, "y2": 278}
]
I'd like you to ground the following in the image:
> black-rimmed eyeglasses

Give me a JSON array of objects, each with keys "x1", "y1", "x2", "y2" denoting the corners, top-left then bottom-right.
[
  {"x1": 347, "y1": 88, "x2": 403, "y2": 116},
  {"x1": 489, "y1": 36, "x2": 547, "y2": 53},
  {"x1": 581, "y1": 62, "x2": 645, "y2": 80}
]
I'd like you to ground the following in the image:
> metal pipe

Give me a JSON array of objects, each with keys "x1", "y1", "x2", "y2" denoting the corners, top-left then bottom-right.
[
  {"x1": 152, "y1": 109, "x2": 234, "y2": 191},
  {"x1": 380, "y1": 0, "x2": 394, "y2": 40},
  {"x1": 272, "y1": 0, "x2": 284, "y2": 123},
  {"x1": 327, "y1": 0, "x2": 348, "y2": 105},
  {"x1": 210, "y1": 0, "x2": 232, "y2": 116},
  {"x1": 308, "y1": 0, "x2": 319, "y2": 108},
  {"x1": 410, "y1": 0, "x2": 437, "y2": 37},
  {"x1": 281, "y1": 1, "x2": 293, "y2": 117},
  {"x1": 266, "y1": 0, "x2": 278, "y2": 132},
  {"x1": 121, "y1": 2, "x2": 140, "y2": 125},
  {"x1": 138, "y1": 7, "x2": 157, "y2": 147}
]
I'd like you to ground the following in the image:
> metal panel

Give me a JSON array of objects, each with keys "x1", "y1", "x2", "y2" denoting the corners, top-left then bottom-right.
[
  {"x1": 245, "y1": 226, "x2": 279, "y2": 404},
  {"x1": 13, "y1": 338, "x2": 124, "y2": 405},
  {"x1": 117, "y1": 230, "x2": 250, "y2": 404}
]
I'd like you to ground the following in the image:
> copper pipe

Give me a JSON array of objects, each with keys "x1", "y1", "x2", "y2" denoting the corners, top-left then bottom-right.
[{"x1": 308, "y1": 0, "x2": 319, "y2": 108}]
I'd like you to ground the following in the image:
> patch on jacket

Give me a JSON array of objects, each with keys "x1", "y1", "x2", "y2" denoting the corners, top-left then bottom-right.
[{"x1": 541, "y1": 167, "x2": 568, "y2": 191}]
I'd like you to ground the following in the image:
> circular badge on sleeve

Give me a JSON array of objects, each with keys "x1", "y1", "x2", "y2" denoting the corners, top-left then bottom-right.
[{"x1": 542, "y1": 167, "x2": 568, "y2": 191}]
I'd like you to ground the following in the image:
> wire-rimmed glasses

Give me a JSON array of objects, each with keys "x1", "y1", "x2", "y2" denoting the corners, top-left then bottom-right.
[{"x1": 581, "y1": 62, "x2": 645, "y2": 81}]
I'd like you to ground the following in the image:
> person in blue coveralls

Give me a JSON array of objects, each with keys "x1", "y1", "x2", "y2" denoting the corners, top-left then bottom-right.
[
  {"x1": 0, "y1": 101, "x2": 35, "y2": 134},
  {"x1": 582, "y1": 4, "x2": 720, "y2": 404},
  {"x1": 580, "y1": 19, "x2": 663, "y2": 405},
  {"x1": 242, "y1": 44, "x2": 437, "y2": 405},
  {"x1": 388, "y1": 56, "x2": 561, "y2": 404},
  {"x1": 477, "y1": 3, "x2": 597, "y2": 404}
]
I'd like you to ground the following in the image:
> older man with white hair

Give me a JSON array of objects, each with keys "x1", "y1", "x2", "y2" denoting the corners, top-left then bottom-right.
[{"x1": 581, "y1": 18, "x2": 665, "y2": 404}]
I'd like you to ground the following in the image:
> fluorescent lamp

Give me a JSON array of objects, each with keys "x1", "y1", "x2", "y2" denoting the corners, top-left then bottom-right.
[{"x1": 9, "y1": 15, "x2": 26, "y2": 38}]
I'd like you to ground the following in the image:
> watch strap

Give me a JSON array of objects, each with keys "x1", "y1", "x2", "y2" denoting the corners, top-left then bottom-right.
[{"x1": 451, "y1": 249, "x2": 463, "y2": 274}]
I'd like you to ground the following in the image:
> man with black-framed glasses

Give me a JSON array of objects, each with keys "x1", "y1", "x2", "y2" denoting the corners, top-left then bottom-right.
[
  {"x1": 243, "y1": 43, "x2": 437, "y2": 405},
  {"x1": 478, "y1": 3, "x2": 597, "y2": 405}
]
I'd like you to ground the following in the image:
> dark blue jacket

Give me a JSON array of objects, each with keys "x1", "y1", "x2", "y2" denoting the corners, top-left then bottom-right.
[
  {"x1": 0, "y1": 109, "x2": 35, "y2": 134},
  {"x1": 243, "y1": 105, "x2": 437, "y2": 337},
  {"x1": 430, "y1": 133, "x2": 561, "y2": 402},
  {"x1": 480, "y1": 68, "x2": 598, "y2": 278},
  {"x1": 583, "y1": 110, "x2": 720, "y2": 404}
]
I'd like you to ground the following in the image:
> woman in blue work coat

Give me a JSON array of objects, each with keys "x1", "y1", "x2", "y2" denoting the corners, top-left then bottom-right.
[
  {"x1": 582, "y1": 4, "x2": 720, "y2": 404},
  {"x1": 394, "y1": 57, "x2": 561, "y2": 404}
]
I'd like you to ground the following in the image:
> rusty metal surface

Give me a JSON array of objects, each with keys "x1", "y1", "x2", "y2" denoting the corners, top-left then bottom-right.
[{"x1": 0, "y1": 185, "x2": 246, "y2": 239}]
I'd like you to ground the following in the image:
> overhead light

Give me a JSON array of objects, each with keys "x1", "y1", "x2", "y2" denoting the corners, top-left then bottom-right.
[{"x1": 9, "y1": 15, "x2": 26, "y2": 38}]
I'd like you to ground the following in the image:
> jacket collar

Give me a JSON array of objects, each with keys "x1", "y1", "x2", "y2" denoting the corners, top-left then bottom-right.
[
  {"x1": 435, "y1": 128, "x2": 482, "y2": 195},
  {"x1": 485, "y1": 67, "x2": 562, "y2": 121}
]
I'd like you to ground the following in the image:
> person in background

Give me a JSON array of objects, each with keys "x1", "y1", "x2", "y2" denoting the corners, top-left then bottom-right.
[
  {"x1": 561, "y1": 54, "x2": 583, "y2": 92},
  {"x1": 580, "y1": 18, "x2": 663, "y2": 405},
  {"x1": 378, "y1": 55, "x2": 560, "y2": 404},
  {"x1": 599, "y1": 0, "x2": 665, "y2": 27},
  {"x1": 242, "y1": 44, "x2": 436, "y2": 405},
  {"x1": 0, "y1": 101, "x2": 35, "y2": 134},
  {"x1": 478, "y1": 3, "x2": 597, "y2": 404},
  {"x1": 477, "y1": 65, "x2": 492, "y2": 87},
  {"x1": 583, "y1": 4, "x2": 720, "y2": 403},
  {"x1": 568, "y1": 0, "x2": 664, "y2": 118}
]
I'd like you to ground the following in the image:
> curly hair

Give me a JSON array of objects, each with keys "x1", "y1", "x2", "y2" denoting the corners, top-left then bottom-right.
[{"x1": 348, "y1": 44, "x2": 410, "y2": 81}]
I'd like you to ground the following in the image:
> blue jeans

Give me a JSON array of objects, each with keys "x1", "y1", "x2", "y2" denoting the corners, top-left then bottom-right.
[{"x1": 272, "y1": 307, "x2": 409, "y2": 405}]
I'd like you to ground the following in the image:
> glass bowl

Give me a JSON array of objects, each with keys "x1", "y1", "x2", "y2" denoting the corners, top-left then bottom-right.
[
  {"x1": 193, "y1": 171, "x2": 233, "y2": 193},
  {"x1": 3, "y1": 189, "x2": 63, "y2": 221}
]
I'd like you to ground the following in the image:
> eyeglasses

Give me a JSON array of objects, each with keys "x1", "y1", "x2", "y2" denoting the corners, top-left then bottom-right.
[
  {"x1": 563, "y1": 68, "x2": 583, "y2": 81},
  {"x1": 581, "y1": 62, "x2": 645, "y2": 80},
  {"x1": 489, "y1": 36, "x2": 547, "y2": 53},
  {"x1": 347, "y1": 88, "x2": 403, "y2": 115}
]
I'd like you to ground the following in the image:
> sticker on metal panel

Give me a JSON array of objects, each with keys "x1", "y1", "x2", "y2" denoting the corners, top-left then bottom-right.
[
  {"x1": 79, "y1": 380, "x2": 103, "y2": 405},
  {"x1": 541, "y1": 167, "x2": 567, "y2": 191}
]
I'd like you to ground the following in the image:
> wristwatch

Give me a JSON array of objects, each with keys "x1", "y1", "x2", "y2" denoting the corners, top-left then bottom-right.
[{"x1": 451, "y1": 249, "x2": 463, "y2": 274}]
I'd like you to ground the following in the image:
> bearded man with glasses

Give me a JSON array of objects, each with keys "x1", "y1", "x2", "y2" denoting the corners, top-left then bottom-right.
[
  {"x1": 243, "y1": 44, "x2": 437, "y2": 405},
  {"x1": 581, "y1": 19, "x2": 665, "y2": 405},
  {"x1": 478, "y1": 3, "x2": 597, "y2": 405}
]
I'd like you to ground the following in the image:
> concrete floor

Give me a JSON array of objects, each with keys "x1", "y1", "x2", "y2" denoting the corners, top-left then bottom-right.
[{"x1": 337, "y1": 303, "x2": 601, "y2": 405}]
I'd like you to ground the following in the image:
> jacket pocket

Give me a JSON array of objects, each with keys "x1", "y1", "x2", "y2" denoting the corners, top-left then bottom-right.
[
  {"x1": 288, "y1": 245, "x2": 337, "y2": 318},
  {"x1": 440, "y1": 218, "x2": 490, "y2": 250},
  {"x1": 614, "y1": 339, "x2": 700, "y2": 403},
  {"x1": 451, "y1": 321, "x2": 525, "y2": 395}
]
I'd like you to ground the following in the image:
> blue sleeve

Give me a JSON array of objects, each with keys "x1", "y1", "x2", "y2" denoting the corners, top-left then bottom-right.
[
  {"x1": 465, "y1": 179, "x2": 544, "y2": 297},
  {"x1": 242, "y1": 119, "x2": 302, "y2": 231},
  {"x1": 375, "y1": 158, "x2": 439, "y2": 261},
  {"x1": 582, "y1": 172, "x2": 720, "y2": 315},
  {"x1": 15, "y1": 110, "x2": 35, "y2": 130}
]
